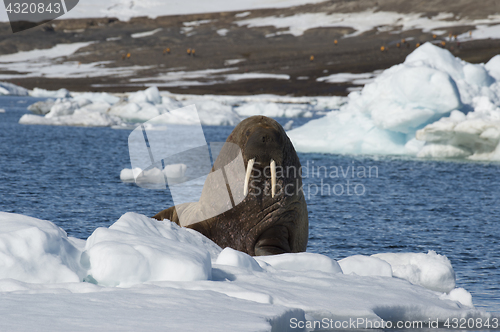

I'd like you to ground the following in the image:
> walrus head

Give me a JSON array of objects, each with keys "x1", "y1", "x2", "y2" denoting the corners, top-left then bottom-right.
[{"x1": 154, "y1": 116, "x2": 308, "y2": 256}]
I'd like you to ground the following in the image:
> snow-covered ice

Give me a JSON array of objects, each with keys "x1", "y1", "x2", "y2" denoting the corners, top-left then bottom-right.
[
  {"x1": 0, "y1": 81, "x2": 29, "y2": 96},
  {"x1": 288, "y1": 43, "x2": 500, "y2": 160},
  {"x1": 20, "y1": 86, "x2": 344, "y2": 128},
  {"x1": 0, "y1": 210, "x2": 493, "y2": 331}
]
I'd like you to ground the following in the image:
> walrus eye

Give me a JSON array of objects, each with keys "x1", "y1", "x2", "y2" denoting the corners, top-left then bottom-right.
[{"x1": 246, "y1": 130, "x2": 251, "y2": 137}]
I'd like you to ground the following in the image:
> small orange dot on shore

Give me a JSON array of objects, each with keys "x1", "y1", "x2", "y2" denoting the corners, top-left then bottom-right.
[
  {"x1": 380, "y1": 46, "x2": 385, "y2": 51},
  {"x1": 441, "y1": 41, "x2": 446, "y2": 46},
  {"x1": 416, "y1": 43, "x2": 420, "y2": 47},
  {"x1": 187, "y1": 48, "x2": 191, "y2": 55},
  {"x1": 126, "y1": 53, "x2": 131, "y2": 58},
  {"x1": 433, "y1": 34, "x2": 437, "y2": 39},
  {"x1": 334, "y1": 39, "x2": 338, "y2": 45},
  {"x1": 310, "y1": 55, "x2": 314, "y2": 61},
  {"x1": 396, "y1": 43, "x2": 400, "y2": 48},
  {"x1": 401, "y1": 38, "x2": 405, "y2": 43}
]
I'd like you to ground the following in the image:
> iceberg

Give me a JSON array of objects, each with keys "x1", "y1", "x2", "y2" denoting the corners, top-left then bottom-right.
[
  {"x1": 0, "y1": 211, "x2": 494, "y2": 331},
  {"x1": 288, "y1": 43, "x2": 500, "y2": 160}
]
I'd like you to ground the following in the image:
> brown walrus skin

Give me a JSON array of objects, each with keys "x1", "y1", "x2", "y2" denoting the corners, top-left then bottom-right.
[{"x1": 153, "y1": 116, "x2": 308, "y2": 256}]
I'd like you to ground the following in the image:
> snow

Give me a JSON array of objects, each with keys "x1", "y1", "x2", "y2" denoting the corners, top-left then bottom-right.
[
  {"x1": 0, "y1": 42, "x2": 94, "y2": 63},
  {"x1": 458, "y1": 24, "x2": 500, "y2": 42},
  {"x1": 224, "y1": 58, "x2": 247, "y2": 66},
  {"x1": 0, "y1": 211, "x2": 493, "y2": 331},
  {"x1": 339, "y1": 255, "x2": 393, "y2": 277},
  {"x1": 288, "y1": 43, "x2": 500, "y2": 160},
  {"x1": 0, "y1": 81, "x2": 29, "y2": 96},
  {"x1": 217, "y1": 28, "x2": 229, "y2": 36},
  {"x1": 0, "y1": 0, "x2": 329, "y2": 22},
  {"x1": 131, "y1": 28, "x2": 163, "y2": 38},
  {"x1": 84, "y1": 213, "x2": 213, "y2": 286},
  {"x1": 0, "y1": 212, "x2": 84, "y2": 284},
  {"x1": 0, "y1": 41, "x2": 153, "y2": 80},
  {"x1": 373, "y1": 251, "x2": 456, "y2": 293},
  {"x1": 225, "y1": 73, "x2": 291, "y2": 81},
  {"x1": 256, "y1": 252, "x2": 342, "y2": 274},
  {"x1": 317, "y1": 70, "x2": 383, "y2": 85},
  {"x1": 236, "y1": 11, "x2": 500, "y2": 38}
]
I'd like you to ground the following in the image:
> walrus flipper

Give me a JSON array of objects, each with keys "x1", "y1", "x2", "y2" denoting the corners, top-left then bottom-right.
[
  {"x1": 254, "y1": 226, "x2": 291, "y2": 256},
  {"x1": 153, "y1": 206, "x2": 180, "y2": 225}
]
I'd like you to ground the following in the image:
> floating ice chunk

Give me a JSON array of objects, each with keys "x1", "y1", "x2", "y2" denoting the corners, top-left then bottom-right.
[
  {"x1": 215, "y1": 248, "x2": 263, "y2": 272},
  {"x1": 164, "y1": 163, "x2": 188, "y2": 178},
  {"x1": 30, "y1": 88, "x2": 71, "y2": 98},
  {"x1": 289, "y1": 43, "x2": 500, "y2": 158},
  {"x1": 0, "y1": 81, "x2": 29, "y2": 96},
  {"x1": 194, "y1": 100, "x2": 242, "y2": 125},
  {"x1": 84, "y1": 213, "x2": 214, "y2": 286},
  {"x1": 463, "y1": 64, "x2": 494, "y2": 87},
  {"x1": 72, "y1": 91, "x2": 120, "y2": 104},
  {"x1": 485, "y1": 55, "x2": 500, "y2": 81},
  {"x1": 120, "y1": 164, "x2": 187, "y2": 183},
  {"x1": 283, "y1": 120, "x2": 294, "y2": 130},
  {"x1": 45, "y1": 98, "x2": 91, "y2": 118},
  {"x1": 440, "y1": 288, "x2": 474, "y2": 308},
  {"x1": 27, "y1": 100, "x2": 55, "y2": 115},
  {"x1": 373, "y1": 251, "x2": 456, "y2": 293},
  {"x1": 234, "y1": 102, "x2": 311, "y2": 118},
  {"x1": 416, "y1": 98, "x2": 500, "y2": 160},
  {"x1": 417, "y1": 144, "x2": 472, "y2": 159},
  {"x1": 128, "y1": 86, "x2": 162, "y2": 105},
  {"x1": 255, "y1": 252, "x2": 342, "y2": 274},
  {"x1": 339, "y1": 255, "x2": 393, "y2": 277},
  {"x1": 0, "y1": 212, "x2": 84, "y2": 283},
  {"x1": 0, "y1": 108, "x2": 5, "y2": 113},
  {"x1": 19, "y1": 108, "x2": 124, "y2": 127}
]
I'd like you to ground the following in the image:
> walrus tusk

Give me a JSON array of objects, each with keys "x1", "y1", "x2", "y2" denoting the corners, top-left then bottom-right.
[
  {"x1": 270, "y1": 159, "x2": 276, "y2": 198},
  {"x1": 244, "y1": 158, "x2": 255, "y2": 196}
]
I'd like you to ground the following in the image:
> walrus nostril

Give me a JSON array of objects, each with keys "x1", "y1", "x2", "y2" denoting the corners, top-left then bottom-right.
[{"x1": 261, "y1": 135, "x2": 272, "y2": 143}]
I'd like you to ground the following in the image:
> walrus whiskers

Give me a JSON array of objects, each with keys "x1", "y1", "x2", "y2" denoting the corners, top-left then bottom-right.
[
  {"x1": 244, "y1": 158, "x2": 255, "y2": 196},
  {"x1": 270, "y1": 159, "x2": 276, "y2": 198}
]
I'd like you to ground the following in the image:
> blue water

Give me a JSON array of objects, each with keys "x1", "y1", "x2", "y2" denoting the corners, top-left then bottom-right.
[{"x1": 1, "y1": 96, "x2": 499, "y2": 314}]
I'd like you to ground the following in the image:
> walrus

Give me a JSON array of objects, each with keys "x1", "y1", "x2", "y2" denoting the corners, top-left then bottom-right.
[{"x1": 153, "y1": 116, "x2": 308, "y2": 256}]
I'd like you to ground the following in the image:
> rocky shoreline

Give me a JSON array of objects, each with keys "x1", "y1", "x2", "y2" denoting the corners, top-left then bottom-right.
[{"x1": 1, "y1": 0, "x2": 499, "y2": 96}]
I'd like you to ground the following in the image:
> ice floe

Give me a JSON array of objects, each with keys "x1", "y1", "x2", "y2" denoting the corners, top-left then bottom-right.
[
  {"x1": 0, "y1": 81, "x2": 29, "y2": 96},
  {"x1": 120, "y1": 164, "x2": 187, "y2": 183},
  {"x1": 20, "y1": 86, "x2": 344, "y2": 128},
  {"x1": 288, "y1": 43, "x2": 500, "y2": 160},
  {"x1": 0, "y1": 211, "x2": 493, "y2": 331}
]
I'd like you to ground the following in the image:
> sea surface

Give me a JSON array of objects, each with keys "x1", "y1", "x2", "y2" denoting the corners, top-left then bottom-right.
[{"x1": 1, "y1": 96, "x2": 499, "y2": 315}]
